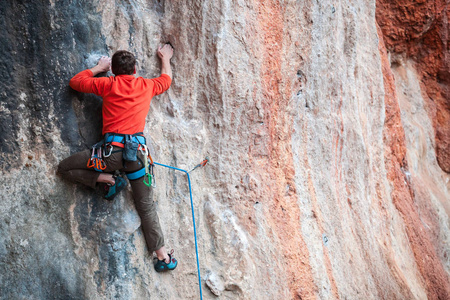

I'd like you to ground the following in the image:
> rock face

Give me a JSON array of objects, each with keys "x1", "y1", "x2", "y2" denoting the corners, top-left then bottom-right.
[
  {"x1": 377, "y1": 0, "x2": 450, "y2": 174},
  {"x1": 0, "y1": 1, "x2": 448, "y2": 299}
]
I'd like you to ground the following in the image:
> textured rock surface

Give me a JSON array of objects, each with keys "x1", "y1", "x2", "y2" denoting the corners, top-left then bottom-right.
[
  {"x1": 0, "y1": 1, "x2": 449, "y2": 299},
  {"x1": 377, "y1": 0, "x2": 450, "y2": 173}
]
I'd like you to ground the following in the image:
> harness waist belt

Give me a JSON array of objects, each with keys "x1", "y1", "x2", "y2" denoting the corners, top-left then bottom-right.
[{"x1": 105, "y1": 134, "x2": 146, "y2": 148}]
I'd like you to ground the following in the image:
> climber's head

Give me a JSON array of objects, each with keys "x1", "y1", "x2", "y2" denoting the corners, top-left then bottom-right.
[{"x1": 111, "y1": 50, "x2": 136, "y2": 75}]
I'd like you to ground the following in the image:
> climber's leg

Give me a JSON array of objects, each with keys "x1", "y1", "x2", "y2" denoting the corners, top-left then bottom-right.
[
  {"x1": 57, "y1": 149, "x2": 101, "y2": 188},
  {"x1": 128, "y1": 175, "x2": 165, "y2": 252},
  {"x1": 123, "y1": 154, "x2": 165, "y2": 253},
  {"x1": 57, "y1": 147, "x2": 123, "y2": 188}
]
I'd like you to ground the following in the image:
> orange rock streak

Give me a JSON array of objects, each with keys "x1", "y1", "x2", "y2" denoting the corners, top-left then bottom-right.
[
  {"x1": 377, "y1": 24, "x2": 450, "y2": 299},
  {"x1": 255, "y1": 0, "x2": 317, "y2": 298},
  {"x1": 376, "y1": 0, "x2": 450, "y2": 173}
]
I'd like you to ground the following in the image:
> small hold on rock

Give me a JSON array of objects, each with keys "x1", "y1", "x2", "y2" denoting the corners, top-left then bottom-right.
[{"x1": 205, "y1": 271, "x2": 225, "y2": 296}]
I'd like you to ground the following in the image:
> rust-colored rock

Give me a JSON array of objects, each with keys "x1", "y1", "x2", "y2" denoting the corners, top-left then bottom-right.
[
  {"x1": 376, "y1": 0, "x2": 450, "y2": 173},
  {"x1": 378, "y1": 23, "x2": 450, "y2": 299}
]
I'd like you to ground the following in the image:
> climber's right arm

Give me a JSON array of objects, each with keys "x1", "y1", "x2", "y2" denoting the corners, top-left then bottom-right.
[{"x1": 158, "y1": 44, "x2": 173, "y2": 79}]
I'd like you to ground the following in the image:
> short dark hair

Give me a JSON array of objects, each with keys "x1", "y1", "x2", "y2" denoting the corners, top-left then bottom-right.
[{"x1": 111, "y1": 50, "x2": 136, "y2": 75}]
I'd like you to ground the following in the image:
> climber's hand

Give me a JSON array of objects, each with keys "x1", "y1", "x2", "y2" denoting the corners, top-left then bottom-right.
[
  {"x1": 158, "y1": 44, "x2": 174, "y2": 61},
  {"x1": 90, "y1": 56, "x2": 111, "y2": 76},
  {"x1": 96, "y1": 56, "x2": 111, "y2": 72}
]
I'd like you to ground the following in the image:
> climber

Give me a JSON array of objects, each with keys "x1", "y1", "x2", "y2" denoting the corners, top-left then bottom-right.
[{"x1": 57, "y1": 44, "x2": 177, "y2": 272}]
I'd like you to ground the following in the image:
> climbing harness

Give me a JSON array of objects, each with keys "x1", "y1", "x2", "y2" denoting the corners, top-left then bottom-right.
[
  {"x1": 104, "y1": 132, "x2": 146, "y2": 148},
  {"x1": 103, "y1": 133, "x2": 151, "y2": 184},
  {"x1": 153, "y1": 157, "x2": 209, "y2": 300},
  {"x1": 87, "y1": 133, "x2": 149, "y2": 182}
]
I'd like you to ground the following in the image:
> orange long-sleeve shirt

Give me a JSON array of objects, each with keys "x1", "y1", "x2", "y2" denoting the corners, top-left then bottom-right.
[{"x1": 69, "y1": 69, "x2": 171, "y2": 135}]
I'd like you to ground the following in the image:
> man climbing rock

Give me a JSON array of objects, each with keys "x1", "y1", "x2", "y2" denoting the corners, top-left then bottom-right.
[{"x1": 57, "y1": 44, "x2": 177, "y2": 272}]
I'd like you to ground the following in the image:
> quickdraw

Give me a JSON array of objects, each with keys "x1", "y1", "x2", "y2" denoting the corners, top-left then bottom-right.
[
  {"x1": 189, "y1": 157, "x2": 209, "y2": 173},
  {"x1": 87, "y1": 146, "x2": 107, "y2": 171},
  {"x1": 139, "y1": 144, "x2": 155, "y2": 187}
]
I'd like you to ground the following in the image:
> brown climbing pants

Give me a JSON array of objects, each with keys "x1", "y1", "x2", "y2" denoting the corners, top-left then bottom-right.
[{"x1": 57, "y1": 146, "x2": 164, "y2": 252}]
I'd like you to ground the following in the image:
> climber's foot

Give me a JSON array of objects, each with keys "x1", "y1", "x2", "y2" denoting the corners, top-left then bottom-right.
[
  {"x1": 104, "y1": 176, "x2": 127, "y2": 200},
  {"x1": 154, "y1": 249, "x2": 178, "y2": 272}
]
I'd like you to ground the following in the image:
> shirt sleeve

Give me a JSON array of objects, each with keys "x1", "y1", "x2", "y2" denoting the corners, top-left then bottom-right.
[
  {"x1": 69, "y1": 69, "x2": 111, "y2": 96},
  {"x1": 150, "y1": 74, "x2": 172, "y2": 95}
]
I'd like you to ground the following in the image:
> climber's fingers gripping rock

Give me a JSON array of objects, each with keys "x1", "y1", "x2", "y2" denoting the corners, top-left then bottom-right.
[
  {"x1": 157, "y1": 43, "x2": 174, "y2": 61},
  {"x1": 96, "y1": 56, "x2": 111, "y2": 73}
]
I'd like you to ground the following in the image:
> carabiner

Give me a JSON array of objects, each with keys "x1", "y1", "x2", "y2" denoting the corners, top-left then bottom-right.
[
  {"x1": 103, "y1": 144, "x2": 113, "y2": 157},
  {"x1": 149, "y1": 163, "x2": 156, "y2": 187},
  {"x1": 143, "y1": 173, "x2": 152, "y2": 187},
  {"x1": 87, "y1": 158, "x2": 96, "y2": 168},
  {"x1": 97, "y1": 158, "x2": 107, "y2": 170}
]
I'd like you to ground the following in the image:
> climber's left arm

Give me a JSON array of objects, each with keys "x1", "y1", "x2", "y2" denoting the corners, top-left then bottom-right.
[{"x1": 69, "y1": 56, "x2": 112, "y2": 96}]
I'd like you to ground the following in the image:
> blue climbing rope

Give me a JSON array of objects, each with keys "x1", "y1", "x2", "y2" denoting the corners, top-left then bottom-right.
[{"x1": 153, "y1": 161, "x2": 203, "y2": 300}]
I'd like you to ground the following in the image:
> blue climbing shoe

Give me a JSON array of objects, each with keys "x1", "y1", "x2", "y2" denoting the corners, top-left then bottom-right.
[
  {"x1": 104, "y1": 176, "x2": 127, "y2": 200},
  {"x1": 154, "y1": 250, "x2": 178, "y2": 272}
]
